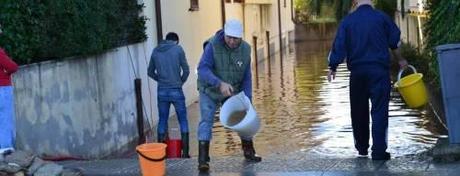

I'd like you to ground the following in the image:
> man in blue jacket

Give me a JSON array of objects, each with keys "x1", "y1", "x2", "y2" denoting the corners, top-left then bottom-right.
[
  {"x1": 148, "y1": 32, "x2": 190, "y2": 158},
  {"x1": 197, "y1": 19, "x2": 261, "y2": 171},
  {"x1": 328, "y1": 0, "x2": 408, "y2": 160}
]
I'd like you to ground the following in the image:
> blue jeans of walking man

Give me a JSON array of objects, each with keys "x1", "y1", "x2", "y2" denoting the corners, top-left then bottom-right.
[{"x1": 157, "y1": 88, "x2": 188, "y2": 137}]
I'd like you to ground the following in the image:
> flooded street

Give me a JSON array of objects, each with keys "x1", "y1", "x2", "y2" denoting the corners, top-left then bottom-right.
[{"x1": 182, "y1": 24, "x2": 445, "y2": 159}]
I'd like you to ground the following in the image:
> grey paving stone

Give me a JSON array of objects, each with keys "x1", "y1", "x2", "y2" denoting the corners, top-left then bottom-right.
[
  {"x1": 326, "y1": 158, "x2": 384, "y2": 172},
  {"x1": 378, "y1": 156, "x2": 430, "y2": 172},
  {"x1": 426, "y1": 160, "x2": 460, "y2": 172}
]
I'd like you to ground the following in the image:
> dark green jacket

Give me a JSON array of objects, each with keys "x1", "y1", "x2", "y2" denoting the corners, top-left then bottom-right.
[{"x1": 197, "y1": 30, "x2": 252, "y2": 102}]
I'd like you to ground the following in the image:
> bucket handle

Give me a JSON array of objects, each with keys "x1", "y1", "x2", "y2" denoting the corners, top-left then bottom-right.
[
  {"x1": 397, "y1": 65, "x2": 417, "y2": 82},
  {"x1": 136, "y1": 150, "x2": 167, "y2": 162}
]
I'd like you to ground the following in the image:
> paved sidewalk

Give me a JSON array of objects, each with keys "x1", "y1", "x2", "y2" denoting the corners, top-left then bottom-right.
[{"x1": 59, "y1": 150, "x2": 460, "y2": 176}]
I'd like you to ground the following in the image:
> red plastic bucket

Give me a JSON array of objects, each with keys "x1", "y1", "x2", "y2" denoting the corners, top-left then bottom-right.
[{"x1": 166, "y1": 139, "x2": 182, "y2": 158}]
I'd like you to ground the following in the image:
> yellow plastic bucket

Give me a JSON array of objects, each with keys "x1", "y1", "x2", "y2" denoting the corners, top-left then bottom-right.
[
  {"x1": 394, "y1": 65, "x2": 428, "y2": 108},
  {"x1": 136, "y1": 143, "x2": 167, "y2": 176}
]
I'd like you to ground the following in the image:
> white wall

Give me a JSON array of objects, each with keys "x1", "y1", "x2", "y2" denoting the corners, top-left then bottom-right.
[
  {"x1": 160, "y1": 0, "x2": 223, "y2": 107},
  {"x1": 14, "y1": 43, "x2": 153, "y2": 159}
]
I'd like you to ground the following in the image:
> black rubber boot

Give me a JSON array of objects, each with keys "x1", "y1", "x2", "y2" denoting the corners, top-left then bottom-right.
[
  {"x1": 372, "y1": 151, "x2": 391, "y2": 160},
  {"x1": 181, "y1": 133, "x2": 190, "y2": 158},
  {"x1": 157, "y1": 133, "x2": 166, "y2": 143},
  {"x1": 198, "y1": 141, "x2": 210, "y2": 172},
  {"x1": 242, "y1": 140, "x2": 262, "y2": 162}
]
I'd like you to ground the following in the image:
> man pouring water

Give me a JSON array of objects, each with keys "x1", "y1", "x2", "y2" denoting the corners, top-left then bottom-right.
[{"x1": 196, "y1": 19, "x2": 262, "y2": 172}]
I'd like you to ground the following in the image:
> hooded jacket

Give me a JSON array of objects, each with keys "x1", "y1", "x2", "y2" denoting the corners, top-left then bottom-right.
[{"x1": 148, "y1": 40, "x2": 190, "y2": 88}]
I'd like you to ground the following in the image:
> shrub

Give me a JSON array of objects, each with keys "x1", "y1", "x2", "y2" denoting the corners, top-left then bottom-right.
[
  {"x1": 424, "y1": 0, "x2": 460, "y2": 86},
  {"x1": 0, "y1": 0, "x2": 147, "y2": 64}
]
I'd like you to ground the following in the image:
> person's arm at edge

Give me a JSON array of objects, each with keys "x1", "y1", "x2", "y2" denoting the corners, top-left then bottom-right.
[
  {"x1": 327, "y1": 21, "x2": 347, "y2": 82},
  {"x1": 241, "y1": 54, "x2": 252, "y2": 100},
  {"x1": 328, "y1": 21, "x2": 347, "y2": 72},
  {"x1": 179, "y1": 47, "x2": 190, "y2": 83},
  {"x1": 0, "y1": 49, "x2": 18, "y2": 74},
  {"x1": 386, "y1": 15, "x2": 408, "y2": 68},
  {"x1": 147, "y1": 51, "x2": 158, "y2": 81},
  {"x1": 197, "y1": 44, "x2": 221, "y2": 87}
]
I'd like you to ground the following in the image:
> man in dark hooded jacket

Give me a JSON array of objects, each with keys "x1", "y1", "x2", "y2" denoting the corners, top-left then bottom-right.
[{"x1": 148, "y1": 32, "x2": 190, "y2": 158}]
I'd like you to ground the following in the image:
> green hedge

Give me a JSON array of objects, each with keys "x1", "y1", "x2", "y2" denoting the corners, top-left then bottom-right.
[
  {"x1": 424, "y1": 0, "x2": 460, "y2": 85},
  {"x1": 0, "y1": 0, "x2": 146, "y2": 64},
  {"x1": 374, "y1": 0, "x2": 397, "y2": 19}
]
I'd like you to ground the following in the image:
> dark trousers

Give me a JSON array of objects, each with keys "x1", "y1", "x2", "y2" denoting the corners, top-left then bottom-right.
[{"x1": 349, "y1": 67, "x2": 390, "y2": 153}]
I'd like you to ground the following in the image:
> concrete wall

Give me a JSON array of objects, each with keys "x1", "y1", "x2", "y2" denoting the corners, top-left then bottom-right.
[{"x1": 14, "y1": 43, "x2": 153, "y2": 159}]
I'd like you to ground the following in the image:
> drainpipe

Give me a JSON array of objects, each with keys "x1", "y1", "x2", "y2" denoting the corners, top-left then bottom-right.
[
  {"x1": 277, "y1": 0, "x2": 283, "y2": 53},
  {"x1": 221, "y1": 0, "x2": 226, "y2": 28},
  {"x1": 291, "y1": 0, "x2": 295, "y2": 23},
  {"x1": 253, "y1": 36, "x2": 258, "y2": 74},
  {"x1": 135, "y1": 79, "x2": 145, "y2": 144},
  {"x1": 155, "y1": 0, "x2": 163, "y2": 44}
]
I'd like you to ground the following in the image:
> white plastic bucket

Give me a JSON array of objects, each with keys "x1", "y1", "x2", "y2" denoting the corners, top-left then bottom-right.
[{"x1": 219, "y1": 92, "x2": 260, "y2": 138}]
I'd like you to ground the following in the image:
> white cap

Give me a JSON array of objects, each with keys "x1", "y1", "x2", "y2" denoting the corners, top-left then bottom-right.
[{"x1": 224, "y1": 19, "x2": 243, "y2": 38}]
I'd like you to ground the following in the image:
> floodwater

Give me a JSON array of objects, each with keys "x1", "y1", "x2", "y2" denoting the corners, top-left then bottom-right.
[{"x1": 195, "y1": 23, "x2": 446, "y2": 159}]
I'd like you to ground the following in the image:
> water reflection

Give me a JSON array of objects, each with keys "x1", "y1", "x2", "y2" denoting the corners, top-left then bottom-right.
[{"x1": 207, "y1": 23, "x2": 443, "y2": 158}]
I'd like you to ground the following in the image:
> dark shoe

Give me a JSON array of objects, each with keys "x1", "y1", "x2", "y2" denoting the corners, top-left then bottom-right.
[
  {"x1": 198, "y1": 141, "x2": 210, "y2": 172},
  {"x1": 181, "y1": 133, "x2": 190, "y2": 158},
  {"x1": 157, "y1": 133, "x2": 167, "y2": 143},
  {"x1": 372, "y1": 152, "x2": 391, "y2": 160},
  {"x1": 358, "y1": 150, "x2": 368, "y2": 157},
  {"x1": 241, "y1": 140, "x2": 262, "y2": 162}
]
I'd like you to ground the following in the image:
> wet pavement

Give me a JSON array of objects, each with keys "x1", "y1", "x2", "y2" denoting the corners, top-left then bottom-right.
[
  {"x1": 59, "y1": 25, "x2": 455, "y2": 175},
  {"x1": 60, "y1": 150, "x2": 460, "y2": 176}
]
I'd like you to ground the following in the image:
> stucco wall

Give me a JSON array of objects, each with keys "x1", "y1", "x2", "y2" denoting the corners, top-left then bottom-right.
[
  {"x1": 160, "y1": 0, "x2": 223, "y2": 106},
  {"x1": 13, "y1": 43, "x2": 154, "y2": 159}
]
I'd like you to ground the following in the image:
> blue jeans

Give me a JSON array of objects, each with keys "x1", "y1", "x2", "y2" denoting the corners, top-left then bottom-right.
[
  {"x1": 157, "y1": 88, "x2": 188, "y2": 135},
  {"x1": 197, "y1": 92, "x2": 252, "y2": 141},
  {"x1": 0, "y1": 86, "x2": 15, "y2": 150}
]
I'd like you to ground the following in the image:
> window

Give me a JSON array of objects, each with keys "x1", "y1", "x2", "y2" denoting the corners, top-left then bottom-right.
[
  {"x1": 190, "y1": 0, "x2": 199, "y2": 11},
  {"x1": 225, "y1": 0, "x2": 244, "y2": 3}
]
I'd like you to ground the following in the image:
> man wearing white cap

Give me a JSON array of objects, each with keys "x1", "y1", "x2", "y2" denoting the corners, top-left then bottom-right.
[{"x1": 197, "y1": 19, "x2": 261, "y2": 171}]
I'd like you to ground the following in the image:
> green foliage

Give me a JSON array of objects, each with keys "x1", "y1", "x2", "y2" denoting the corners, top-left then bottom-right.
[
  {"x1": 335, "y1": 0, "x2": 352, "y2": 21},
  {"x1": 374, "y1": 0, "x2": 397, "y2": 19},
  {"x1": 424, "y1": 0, "x2": 460, "y2": 85},
  {"x1": 294, "y1": 0, "x2": 313, "y2": 23},
  {"x1": 295, "y1": 0, "x2": 399, "y2": 23},
  {"x1": 294, "y1": 0, "x2": 340, "y2": 23},
  {"x1": 399, "y1": 43, "x2": 437, "y2": 83},
  {"x1": 0, "y1": 0, "x2": 147, "y2": 65}
]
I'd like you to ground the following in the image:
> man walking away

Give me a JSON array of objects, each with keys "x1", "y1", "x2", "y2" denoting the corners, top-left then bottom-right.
[{"x1": 327, "y1": 0, "x2": 408, "y2": 160}]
